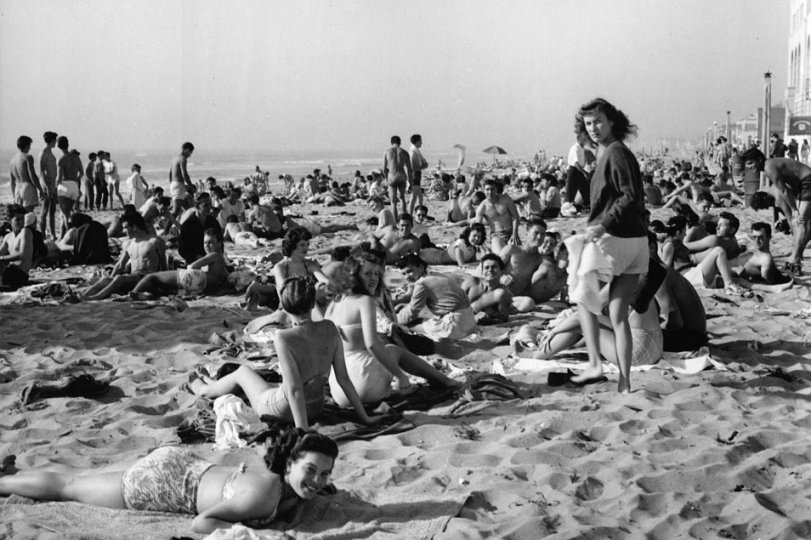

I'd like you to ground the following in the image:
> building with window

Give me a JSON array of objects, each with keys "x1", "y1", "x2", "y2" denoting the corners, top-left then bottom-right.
[{"x1": 786, "y1": 0, "x2": 811, "y2": 140}]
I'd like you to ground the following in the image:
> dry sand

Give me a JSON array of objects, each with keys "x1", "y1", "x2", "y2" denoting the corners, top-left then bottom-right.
[{"x1": 1, "y1": 197, "x2": 810, "y2": 539}]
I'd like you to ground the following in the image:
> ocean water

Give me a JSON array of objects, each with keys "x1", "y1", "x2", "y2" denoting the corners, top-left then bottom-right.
[{"x1": 0, "y1": 147, "x2": 482, "y2": 201}]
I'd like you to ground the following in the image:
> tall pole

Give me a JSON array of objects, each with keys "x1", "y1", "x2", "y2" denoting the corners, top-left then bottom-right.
[{"x1": 764, "y1": 71, "x2": 772, "y2": 151}]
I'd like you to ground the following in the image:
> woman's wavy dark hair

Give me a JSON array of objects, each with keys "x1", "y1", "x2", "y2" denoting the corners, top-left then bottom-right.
[
  {"x1": 665, "y1": 215, "x2": 687, "y2": 237},
  {"x1": 279, "y1": 276, "x2": 316, "y2": 315},
  {"x1": 282, "y1": 227, "x2": 312, "y2": 257},
  {"x1": 465, "y1": 222, "x2": 486, "y2": 246},
  {"x1": 342, "y1": 252, "x2": 384, "y2": 296},
  {"x1": 574, "y1": 97, "x2": 638, "y2": 143},
  {"x1": 263, "y1": 428, "x2": 338, "y2": 476}
]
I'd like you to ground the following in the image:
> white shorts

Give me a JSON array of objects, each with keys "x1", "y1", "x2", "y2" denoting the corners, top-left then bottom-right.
[
  {"x1": 682, "y1": 266, "x2": 709, "y2": 288},
  {"x1": 170, "y1": 182, "x2": 187, "y2": 201},
  {"x1": 329, "y1": 349, "x2": 392, "y2": 407},
  {"x1": 421, "y1": 306, "x2": 477, "y2": 340},
  {"x1": 597, "y1": 234, "x2": 649, "y2": 276},
  {"x1": 57, "y1": 181, "x2": 80, "y2": 201}
]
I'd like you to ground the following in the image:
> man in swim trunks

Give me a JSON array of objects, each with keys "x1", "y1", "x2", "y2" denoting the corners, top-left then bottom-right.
[
  {"x1": 375, "y1": 212, "x2": 421, "y2": 264},
  {"x1": 56, "y1": 136, "x2": 84, "y2": 237},
  {"x1": 9, "y1": 135, "x2": 43, "y2": 213},
  {"x1": 38, "y1": 131, "x2": 59, "y2": 239},
  {"x1": 408, "y1": 134, "x2": 428, "y2": 215},
  {"x1": 0, "y1": 205, "x2": 34, "y2": 290},
  {"x1": 462, "y1": 253, "x2": 513, "y2": 322},
  {"x1": 475, "y1": 179, "x2": 520, "y2": 252},
  {"x1": 394, "y1": 253, "x2": 476, "y2": 340},
  {"x1": 383, "y1": 135, "x2": 413, "y2": 221},
  {"x1": 170, "y1": 142, "x2": 195, "y2": 219},
  {"x1": 178, "y1": 192, "x2": 222, "y2": 265},
  {"x1": 94, "y1": 150, "x2": 108, "y2": 210},
  {"x1": 763, "y1": 157, "x2": 811, "y2": 275},
  {"x1": 82, "y1": 212, "x2": 166, "y2": 300},
  {"x1": 739, "y1": 222, "x2": 790, "y2": 286},
  {"x1": 499, "y1": 218, "x2": 563, "y2": 302}
]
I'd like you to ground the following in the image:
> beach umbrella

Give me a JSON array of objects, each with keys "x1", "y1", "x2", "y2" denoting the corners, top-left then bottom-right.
[{"x1": 482, "y1": 145, "x2": 508, "y2": 162}]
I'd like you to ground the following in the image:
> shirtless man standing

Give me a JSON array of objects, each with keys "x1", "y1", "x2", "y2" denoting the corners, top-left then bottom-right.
[
  {"x1": 375, "y1": 212, "x2": 421, "y2": 264},
  {"x1": 82, "y1": 212, "x2": 165, "y2": 300},
  {"x1": 383, "y1": 135, "x2": 412, "y2": 220},
  {"x1": 56, "y1": 136, "x2": 84, "y2": 236},
  {"x1": 169, "y1": 142, "x2": 195, "y2": 219},
  {"x1": 10, "y1": 136, "x2": 43, "y2": 213},
  {"x1": 408, "y1": 134, "x2": 428, "y2": 215},
  {"x1": 499, "y1": 218, "x2": 562, "y2": 302},
  {"x1": 0, "y1": 206, "x2": 34, "y2": 290},
  {"x1": 462, "y1": 253, "x2": 513, "y2": 322},
  {"x1": 475, "y1": 179, "x2": 520, "y2": 252},
  {"x1": 38, "y1": 131, "x2": 59, "y2": 239},
  {"x1": 763, "y1": 157, "x2": 811, "y2": 275}
]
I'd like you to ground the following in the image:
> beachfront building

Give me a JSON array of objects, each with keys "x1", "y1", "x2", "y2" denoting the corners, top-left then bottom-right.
[{"x1": 786, "y1": 0, "x2": 811, "y2": 140}]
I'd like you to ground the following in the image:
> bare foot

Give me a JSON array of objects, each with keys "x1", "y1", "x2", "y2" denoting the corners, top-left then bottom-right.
[
  {"x1": 570, "y1": 366, "x2": 604, "y2": 385},
  {"x1": 617, "y1": 377, "x2": 631, "y2": 394}
]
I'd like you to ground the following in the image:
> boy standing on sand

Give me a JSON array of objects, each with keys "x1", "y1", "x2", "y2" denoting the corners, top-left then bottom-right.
[
  {"x1": 409, "y1": 134, "x2": 428, "y2": 215},
  {"x1": 38, "y1": 131, "x2": 59, "y2": 239},
  {"x1": 169, "y1": 142, "x2": 195, "y2": 219},
  {"x1": 9, "y1": 136, "x2": 43, "y2": 213},
  {"x1": 383, "y1": 135, "x2": 413, "y2": 220}
]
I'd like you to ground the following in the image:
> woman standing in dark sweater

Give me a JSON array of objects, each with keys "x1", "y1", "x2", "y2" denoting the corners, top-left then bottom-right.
[{"x1": 572, "y1": 98, "x2": 648, "y2": 393}]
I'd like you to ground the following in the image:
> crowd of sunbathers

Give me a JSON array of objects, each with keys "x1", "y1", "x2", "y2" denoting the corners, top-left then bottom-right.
[{"x1": 2, "y1": 107, "x2": 807, "y2": 533}]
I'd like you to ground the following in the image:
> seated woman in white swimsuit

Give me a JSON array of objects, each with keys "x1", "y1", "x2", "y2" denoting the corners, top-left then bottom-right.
[
  {"x1": 0, "y1": 429, "x2": 337, "y2": 534},
  {"x1": 190, "y1": 277, "x2": 380, "y2": 428},
  {"x1": 324, "y1": 252, "x2": 460, "y2": 406}
]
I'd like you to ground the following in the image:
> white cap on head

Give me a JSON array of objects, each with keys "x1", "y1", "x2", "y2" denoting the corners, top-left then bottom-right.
[{"x1": 24, "y1": 212, "x2": 36, "y2": 227}]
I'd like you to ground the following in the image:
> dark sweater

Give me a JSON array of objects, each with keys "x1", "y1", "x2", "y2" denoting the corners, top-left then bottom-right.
[{"x1": 588, "y1": 141, "x2": 646, "y2": 238}]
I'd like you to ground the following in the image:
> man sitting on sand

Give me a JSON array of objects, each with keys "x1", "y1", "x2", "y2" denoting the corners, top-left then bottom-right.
[
  {"x1": 131, "y1": 227, "x2": 229, "y2": 298},
  {"x1": 373, "y1": 212, "x2": 421, "y2": 264},
  {"x1": 511, "y1": 176, "x2": 543, "y2": 220},
  {"x1": 683, "y1": 211, "x2": 744, "y2": 260},
  {"x1": 763, "y1": 157, "x2": 811, "y2": 276},
  {"x1": 179, "y1": 192, "x2": 222, "y2": 265},
  {"x1": 368, "y1": 196, "x2": 395, "y2": 233},
  {"x1": 141, "y1": 194, "x2": 179, "y2": 237},
  {"x1": 394, "y1": 254, "x2": 476, "y2": 340},
  {"x1": 82, "y1": 213, "x2": 166, "y2": 300},
  {"x1": 737, "y1": 222, "x2": 793, "y2": 291},
  {"x1": 245, "y1": 193, "x2": 284, "y2": 239},
  {"x1": 0, "y1": 205, "x2": 33, "y2": 290},
  {"x1": 499, "y1": 218, "x2": 565, "y2": 303},
  {"x1": 462, "y1": 253, "x2": 514, "y2": 322},
  {"x1": 475, "y1": 179, "x2": 521, "y2": 252}
]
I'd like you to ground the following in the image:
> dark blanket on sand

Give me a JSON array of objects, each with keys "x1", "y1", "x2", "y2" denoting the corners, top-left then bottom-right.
[{"x1": 177, "y1": 371, "x2": 528, "y2": 444}]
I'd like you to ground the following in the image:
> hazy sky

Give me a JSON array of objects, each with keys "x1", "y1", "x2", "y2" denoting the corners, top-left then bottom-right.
[{"x1": 0, "y1": 0, "x2": 790, "y2": 157}]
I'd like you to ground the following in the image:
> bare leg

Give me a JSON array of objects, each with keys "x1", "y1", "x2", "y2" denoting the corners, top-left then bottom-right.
[
  {"x1": 388, "y1": 185, "x2": 400, "y2": 221},
  {"x1": 114, "y1": 183, "x2": 126, "y2": 208},
  {"x1": 0, "y1": 469, "x2": 126, "y2": 508},
  {"x1": 572, "y1": 304, "x2": 605, "y2": 383},
  {"x1": 607, "y1": 273, "x2": 639, "y2": 393},
  {"x1": 790, "y1": 200, "x2": 811, "y2": 266},
  {"x1": 382, "y1": 343, "x2": 458, "y2": 388},
  {"x1": 698, "y1": 246, "x2": 735, "y2": 287},
  {"x1": 189, "y1": 365, "x2": 275, "y2": 413},
  {"x1": 82, "y1": 276, "x2": 113, "y2": 298},
  {"x1": 131, "y1": 270, "x2": 179, "y2": 295},
  {"x1": 84, "y1": 274, "x2": 142, "y2": 301}
]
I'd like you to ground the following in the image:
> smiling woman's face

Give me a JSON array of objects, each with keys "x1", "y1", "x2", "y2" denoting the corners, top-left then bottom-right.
[{"x1": 286, "y1": 451, "x2": 334, "y2": 500}]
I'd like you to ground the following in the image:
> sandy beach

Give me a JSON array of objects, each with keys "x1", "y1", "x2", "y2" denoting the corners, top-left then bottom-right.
[{"x1": 1, "y1": 192, "x2": 810, "y2": 539}]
